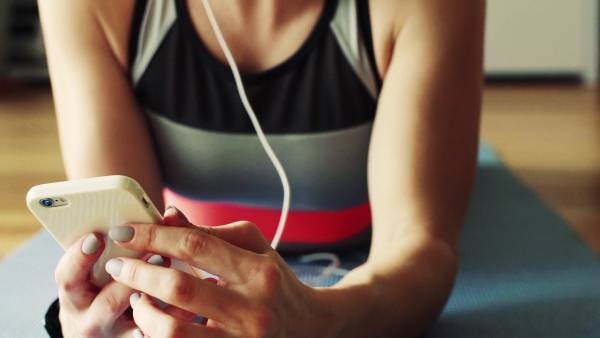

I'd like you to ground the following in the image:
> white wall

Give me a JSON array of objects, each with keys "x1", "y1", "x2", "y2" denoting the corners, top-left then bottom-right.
[{"x1": 484, "y1": 0, "x2": 598, "y2": 82}]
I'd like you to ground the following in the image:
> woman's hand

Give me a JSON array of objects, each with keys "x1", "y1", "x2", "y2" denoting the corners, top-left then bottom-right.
[
  {"x1": 55, "y1": 233, "x2": 168, "y2": 337},
  {"x1": 107, "y1": 206, "x2": 331, "y2": 337}
]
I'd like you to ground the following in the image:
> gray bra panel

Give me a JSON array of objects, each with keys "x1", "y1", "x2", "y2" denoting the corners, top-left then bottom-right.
[{"x1": 147, "y1": 111, "x2": 372, "y2": 211}]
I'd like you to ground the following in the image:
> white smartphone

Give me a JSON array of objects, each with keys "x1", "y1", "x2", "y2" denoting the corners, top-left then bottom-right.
[{"x1": 26, "y1": 175, "x2": 163, "y2": 288}]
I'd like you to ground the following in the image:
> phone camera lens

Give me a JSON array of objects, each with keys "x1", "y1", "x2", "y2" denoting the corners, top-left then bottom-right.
[{"x1": 40, "y1": 199, "x2": 54, "y2": 207}]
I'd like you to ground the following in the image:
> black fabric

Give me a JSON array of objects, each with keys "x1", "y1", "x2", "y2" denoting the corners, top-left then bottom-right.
[
  {"x1": 356, "y1": 0, "x2": 382, "y2": 90},
  {"x1": 132, "y1": 0, "x2": 377, "y2": 134},
  {"x1": 43, "y1": 298, "x2": 63, "y2": 338}
]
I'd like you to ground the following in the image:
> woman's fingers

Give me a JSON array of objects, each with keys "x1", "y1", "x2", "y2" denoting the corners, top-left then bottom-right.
[
  {"x1": 130, "y1": 293, "x2": 227, "y2": 338},
  {"x1": 89, "y1": 254, "x2": 169, "y2": 323},
  {"x1": 55, "y1": 233, "x2": 105, "y2": 309},
  {"x1": 162, "y1": 304, "x2": 198, "y2": 322},
  {"x1": 110, "y1": 222, "x2": 266, "y2": 283},
  {"x1": 106, "y1": 258, "x2": 250, "y2": 325},
  {"x1": 110, "y1": 215, "x2": 292, "y2": 334},
  {"x1": 160, "y1": 277, "x2": 219, "y2": 323},
  {"x1": 163, "y1": 206, "x2": 272, "y2": 254},
  {"x1": 197, "y1": 220, "x2": 273, "y2": 254},
  {"x1": 162, "y1": 205, "x2": 190, "y2": 228}
]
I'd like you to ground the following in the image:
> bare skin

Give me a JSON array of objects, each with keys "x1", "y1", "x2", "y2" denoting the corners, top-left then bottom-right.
[{"x1": 38, "y1": 0, "x2": 485, "y2": 336}]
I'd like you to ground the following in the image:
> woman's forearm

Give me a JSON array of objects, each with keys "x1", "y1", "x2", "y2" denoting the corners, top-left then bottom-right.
[{"x1": 316, "y1": 233, "x2": 458, "y2": 337}]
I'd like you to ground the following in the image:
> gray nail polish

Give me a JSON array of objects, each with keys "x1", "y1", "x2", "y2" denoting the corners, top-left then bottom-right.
[
  {"x1": 109, "y1": 226, "x2": 135, "y2": 242},
  {"x1": 105, "y1": 259, "x2": 123, "y2": 277},
  {"x1": 130, "y1": 292, "x2": 140, "y2": 307},
  {"x1": 133, "y1": 328, "x2": 145, "y2": 338},
  {"x1": 82, "y1": 234, "x2": 101, "y2": 255},
  {"x1": 147, "y1": 254, "x2": 167, "y2": 267}
]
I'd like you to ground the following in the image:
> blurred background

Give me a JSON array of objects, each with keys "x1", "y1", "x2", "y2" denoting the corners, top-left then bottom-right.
[{"x1": 0, "y1": 0, "x2": 599, "y2": 257}]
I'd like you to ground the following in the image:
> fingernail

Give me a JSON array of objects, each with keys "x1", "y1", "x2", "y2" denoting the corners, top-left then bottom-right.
[
  {"x1": 130, "y1": 292, "x2": 140, "y2": 307},
  {"x1": 105, "y1": 259, "x2": 123, "y2": 277},
  {"x1": 82, "y1": 234, "x2": 101, "y2": 255},
  {"x1": 166, "y1": 205, "x2": 189, "y2": 223},
  {"x1": 133, "y1": 328, "x2": 145, "y2": 338},
  {"x1": 109, "y1": 226, "x2": 135, "y2": 242},
  {"x1": 146, "y1": 254, "x2": 167, "y2": 267}
]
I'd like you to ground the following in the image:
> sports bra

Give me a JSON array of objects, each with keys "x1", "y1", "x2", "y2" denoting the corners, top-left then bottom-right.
[{"x1": 129, "y1": 0, "x2": 381, "y2": 250}]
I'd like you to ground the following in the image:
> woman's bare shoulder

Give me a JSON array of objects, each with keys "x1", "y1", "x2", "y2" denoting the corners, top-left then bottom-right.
[{"x1": 37, "y1": 0, "x2": 136, "y2": 70}]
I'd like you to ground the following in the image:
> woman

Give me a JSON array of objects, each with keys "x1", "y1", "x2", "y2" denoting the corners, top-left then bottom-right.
[{"x1": 38, "y1": 0, "x2": 485, "y2": 336}]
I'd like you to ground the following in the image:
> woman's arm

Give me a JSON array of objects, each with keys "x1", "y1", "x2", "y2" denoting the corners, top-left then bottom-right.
[
  {"x1": 38, "y1": 1, "x2": 165, "y2": 336},
  {"x1": 322, "y1": 0, "x2": 486, "y2": 336},
  {"x1": 38, "y1": 0, "x2": 164, "y2": 208}
]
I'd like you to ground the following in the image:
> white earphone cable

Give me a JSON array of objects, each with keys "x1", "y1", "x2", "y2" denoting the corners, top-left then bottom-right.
[{"x1": 201, "y1": 0, "x2": 290, "y2": 249}]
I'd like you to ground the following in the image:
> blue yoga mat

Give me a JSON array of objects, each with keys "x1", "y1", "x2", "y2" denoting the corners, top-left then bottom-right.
[
  {"x1": 429, "y1": 146, "x2": 600, "y2": 337},
  {"x1": 2, "y1": 144, "x2": 600, "y2": 337}
]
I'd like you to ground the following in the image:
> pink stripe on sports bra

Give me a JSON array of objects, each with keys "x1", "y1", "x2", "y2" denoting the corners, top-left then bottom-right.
[{"x1": 164, "y1": 188, "x2": 372, "y2": 244}]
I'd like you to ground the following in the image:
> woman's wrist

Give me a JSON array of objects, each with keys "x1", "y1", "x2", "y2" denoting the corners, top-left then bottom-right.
[
  {"x1": 302, "y1": 282, "x2": 371, "y2": 338},
  {"x1": 306, "y1": 236, "x2": 460, "y2": 338}
]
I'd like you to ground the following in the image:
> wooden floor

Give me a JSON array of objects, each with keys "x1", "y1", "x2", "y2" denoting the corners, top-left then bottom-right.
[
  {"x1": 479, "y1": 84, "x2": 600, "y2": 253},
  {"x1": 0, "y1": 87, "x2": 66, "y2": 257},
  {"x1": 1, "y1": 84, "x2": 599, "y2": 258}
]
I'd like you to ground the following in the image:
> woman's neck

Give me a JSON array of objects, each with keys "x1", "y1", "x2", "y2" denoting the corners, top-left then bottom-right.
[
  {"x1": 207, "y1": 0, "x2": 323, "y2": 27},
  {"x1": 188, "y1": 0, "x2": 326, "y2": 73}
]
